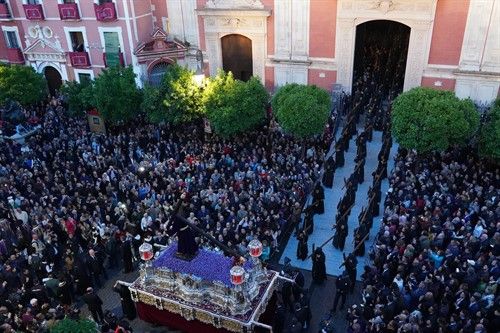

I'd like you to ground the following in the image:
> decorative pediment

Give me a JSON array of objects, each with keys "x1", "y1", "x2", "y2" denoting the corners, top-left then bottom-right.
[
  {"x1": 23, "y1": 39, "x2": 66, "y2": 63},
  {"x1": 134, "y1": 27, "x2": 187, "y2": 63},
  {"x1": 206, "y1": 0, "x2": 264, "y2": 9}
]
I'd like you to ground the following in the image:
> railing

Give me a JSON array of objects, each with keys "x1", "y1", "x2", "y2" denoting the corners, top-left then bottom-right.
[
  {"x1": 103, "y1": 52, "x2": 124, "y2": 67},
  {"x1": 23, "y1": 4, "x2": 44, "y2": 20},
  {"x1": 7, "y1": 48, "x2": 24, "y2": 64},
  {"x1": 68, "y1": 51, "x2": 91, "y2": 67},
  {"x1": 0, "y1": 3, "x2": 11, "y2": 19},
  {"x1": 58, "y1": 3, "x2": 79, "y2": 20},
  {"x1": 94, "y1": 2, "x2": 116, "y2": 21}
]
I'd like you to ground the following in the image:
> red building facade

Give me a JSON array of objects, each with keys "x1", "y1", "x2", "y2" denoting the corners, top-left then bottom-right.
[{"x1": 0, "y1": 0, "x2": 498, "y2": 103}]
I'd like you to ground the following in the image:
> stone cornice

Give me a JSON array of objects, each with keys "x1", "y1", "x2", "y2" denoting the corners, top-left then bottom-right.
[{"x1": 197, "y1": 8, "x2": 271, "y2": 17}]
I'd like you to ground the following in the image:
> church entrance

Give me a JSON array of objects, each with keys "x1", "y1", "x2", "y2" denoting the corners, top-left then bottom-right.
[
  {"x1": 221, "y1": 34, "x2": 252, "y2": 81},
  {"x1": 44, "y1": 66, "x2": 63, "y2": 96},
  {"x1": 352, "y1": 20, "x2": 410, "y2": 100}
]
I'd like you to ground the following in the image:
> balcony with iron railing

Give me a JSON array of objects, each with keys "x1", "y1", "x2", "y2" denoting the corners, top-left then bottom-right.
[
  {"x1": 7, "y1": 48, "x2": 24, "y2": 64},
  {"x1": 94, "y1": 2, "x2": 116, "y2": 21},
  {"x1": 23, "y1": 3, "x2": 44, "y2": 20},
  {"x1": 68, "y1": 51, "x2": 91, "y2": 67},
  {"x1": 58, "y1": 3, "x2": 79, "y2": 20},
  {"x1": 103, "y1": 52, "x2": 124, "y2": 67}
]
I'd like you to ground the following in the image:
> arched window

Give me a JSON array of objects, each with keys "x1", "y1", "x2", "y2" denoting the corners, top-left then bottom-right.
[{"x1": 149, "y1": 62, "x2": 169, "y2": 87}]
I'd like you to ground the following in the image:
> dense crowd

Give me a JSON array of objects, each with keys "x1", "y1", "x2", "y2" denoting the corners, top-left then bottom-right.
[
  {"x1": 347, "y1": 149, "x2": 500, "y2": 333},
  {"x1": 0, "y1": 97, "x2": 334, "y2": 332}
]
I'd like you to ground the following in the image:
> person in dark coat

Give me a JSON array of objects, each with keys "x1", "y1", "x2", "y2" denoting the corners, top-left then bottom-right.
[
  {"x1": 312, "y1": 247, "x2": 327, "y2": 283},
  {"x1": 73, "y1": 257, "x2": 91, "y2": 295},
  {"x1": 312, "y1": 183, "x2": 325, "y2": 215},
  {"x1": 296, "y1": 231, "x2": 308, "y2": 260},
  {"x1": 332, "y1": 271, "x2": 349, "y2": 312},
  {"x1": 113, "y1": 282, "x2": 136, "y2": 320},
  {"x1": 57, "y1": 280, "x2": 72, "y2": 308},
  {"x1": 82, "y1": 287, "x2": 104, "y2": 323},
  {"x1": 122, "y1": 236, "x2": 133, "y2": 273},
  {"x1": 86, "y1": 248, "x2": 103, "y2": 288},
  {"x1": 322, "y1": 156, "x2": 335, "y2": 188}
]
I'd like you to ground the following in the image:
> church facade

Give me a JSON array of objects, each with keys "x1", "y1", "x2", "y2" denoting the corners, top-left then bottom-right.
[{"x1": 0, "y1": 0, "x2": 498, "y2": 103}]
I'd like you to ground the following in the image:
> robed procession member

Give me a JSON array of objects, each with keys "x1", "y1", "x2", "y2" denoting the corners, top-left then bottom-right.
[
  {"x1": 296, "y1": 231, "x2": 308, "y2": 260},
  {"x1": 121, "y1": 235, "x2": 134, "y2": 273},
  {"x1": 331, "y1": 271, "x2": 350, "y2": 312},
  {"x1": 303, "y1": 206, "x2": 314, "y2": 235},
  {"x1": 169, "y1": 193, "x2": 199, "y2": 259},
  {"x1": 340, "y1": 253, "x2": 357, "y2": 294},
  {"x1": 322, "y1": 155, "x2": 335, "y2": 188},
  {"x1": 353, "y1": 231, "x2": 365, "y2": 257},
  {"x1": 312, "y1": 183, "x2": 325, "y2": 215},
  {"x1": 335, "y1": 146, "x2": 345, "y2": 167},
  {"x1": 332, "y1": 217, "x2": 348, "y2": 251},
  {"x1": 113, "y1": 282, "x2": 136, "y2": 320},
  {"x1": 311, "y1": 247, "x2": 327, "y2": 283}
]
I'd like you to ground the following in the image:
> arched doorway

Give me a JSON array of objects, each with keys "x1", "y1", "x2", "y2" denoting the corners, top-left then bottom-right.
[
  {"x1": 44, "y1": 66, "x2": 62, "y2": 96},
  {"x1": 352, "y1": 20, "x2": 410, "y2": 98},
  {"x1": 221, "y1": 34, "x2": 252, "y2": 81},
  {"x1": 148, "y1": 61, "x2": 170, "y2": 87}
]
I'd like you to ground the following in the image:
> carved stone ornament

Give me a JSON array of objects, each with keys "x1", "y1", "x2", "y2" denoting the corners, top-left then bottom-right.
[
  {"x1": 206, "y1": 0, "x2": 264, "y2": 9},
  {"x1": 222, "y1": 17, "x2": 244, "y2": 28},
  {"x1": 370, "y1": 0, "x2": 396, "y2": 14}
]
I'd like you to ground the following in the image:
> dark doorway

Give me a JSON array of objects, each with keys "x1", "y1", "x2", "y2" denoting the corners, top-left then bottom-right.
[
  {"x1": 221, "y1": 34, "x2": 252, "y2": 81},
  {"x1": 352, "y1": 20, "x2": 410, "y2": 100},
  {"x1": 149, "y1": 62, "x2": 169, "y2": 87},
  {"x1": 44, "y1": 66, "x2": 62, "y2": 96}
]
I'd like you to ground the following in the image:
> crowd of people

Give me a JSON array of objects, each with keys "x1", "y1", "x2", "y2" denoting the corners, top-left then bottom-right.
[
  {"x1": 0, "y1": 96, "x2": 335, "y2": 332},
  {"x1": 348, "y1": 148, "x2": 500, "y2": 333}
]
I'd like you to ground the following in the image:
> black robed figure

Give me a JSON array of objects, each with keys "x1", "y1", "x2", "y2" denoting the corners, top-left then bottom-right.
[{"x1": 169, "y1": 194, "x2": 199, "y2": 260}]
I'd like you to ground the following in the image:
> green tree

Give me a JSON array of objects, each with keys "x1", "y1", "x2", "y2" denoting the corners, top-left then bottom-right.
[
  {"x1": 60, "y1": 80, "x2": 95, "y2": 117},
  {"x1": 392, "y1": 87, "x2": 480, "y2": 153},
  {"x1": 479, "y1": 99, "x2": 500, "y2": 161},
  {"x1": 0, "y1": 64, "x2": 47, "y2": 106},
  {"x1": 272, "y1": 84, "x2": 331, "y2": 139},
  {"x1": 142, "y1": 64, "x2": 205, "y2": 124},
  {"x1": 51, "y1": 318, "x2": 97, "y2": 333},
  {"x1": 93, "y1": 66, "x2": 142, "y2": 123},
  {"x1": 204, "y1": 71, "x2": 269, "y2": 137}
]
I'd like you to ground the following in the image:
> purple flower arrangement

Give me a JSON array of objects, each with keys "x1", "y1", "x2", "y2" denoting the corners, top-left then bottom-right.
[{"x1": 153, "y1": 243, "x2": 252, "y2": 288}]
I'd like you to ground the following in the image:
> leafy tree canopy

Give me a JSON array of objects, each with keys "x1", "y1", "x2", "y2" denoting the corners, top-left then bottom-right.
[
  {"x1": 272, "y1": 84, "x2": 331, "y2": 139},
  {"x1": 142, "y1": 63, "x2": 205, "y2": 124},
  {"x1": 51, "y1": 318, "x2": 97, "y2": 333},
  {"x1": 391, "y1": 87, "x2": 479, "y2": 153},
  {"x1": 0, "y1": 64, "x2": 47, "y2": 106},
  {"x1": 204, "y1": 71, "x2": 269, "y2": 137},
  {"x1": 479, "y1": 99, "x2": 500, "y2": 161},
  {"x1": 93, "y1": 66, "x2": 142, "y2": 123},
  {"x1": 60, "y1": 80, "x2": 95, "y2": 117}
]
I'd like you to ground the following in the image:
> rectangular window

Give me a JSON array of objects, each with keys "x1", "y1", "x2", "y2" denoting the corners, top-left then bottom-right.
[
  {"x1": 98, "y1": 0, "x2": 112, "y2": 4},
  {"x1": 78, "y1": 73, "x2": 91, "y2": 83},
  {"x1": 103, "y1": 31, "x2": 120, "y2": 66},
  {"x1": 26, "y1": 0, "x2": 39, "y2": 4},
  {"x1": 63, "y1": 0, "x2": 76, "y2": 3},
  {"x1": 4, "y1": 31, "x2": 18, "y2": 49},
  {"x1": 69, "y1": 31, "x2": 84, "y2": 52}
]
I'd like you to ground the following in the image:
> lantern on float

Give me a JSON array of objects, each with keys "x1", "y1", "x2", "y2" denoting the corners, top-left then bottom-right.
[
  {"x1": 248, "y1": 239, "x2": 263, "y2": 258},
  {"x1": 230, "y1": 265, "x2": 245, "y2": 286}
]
